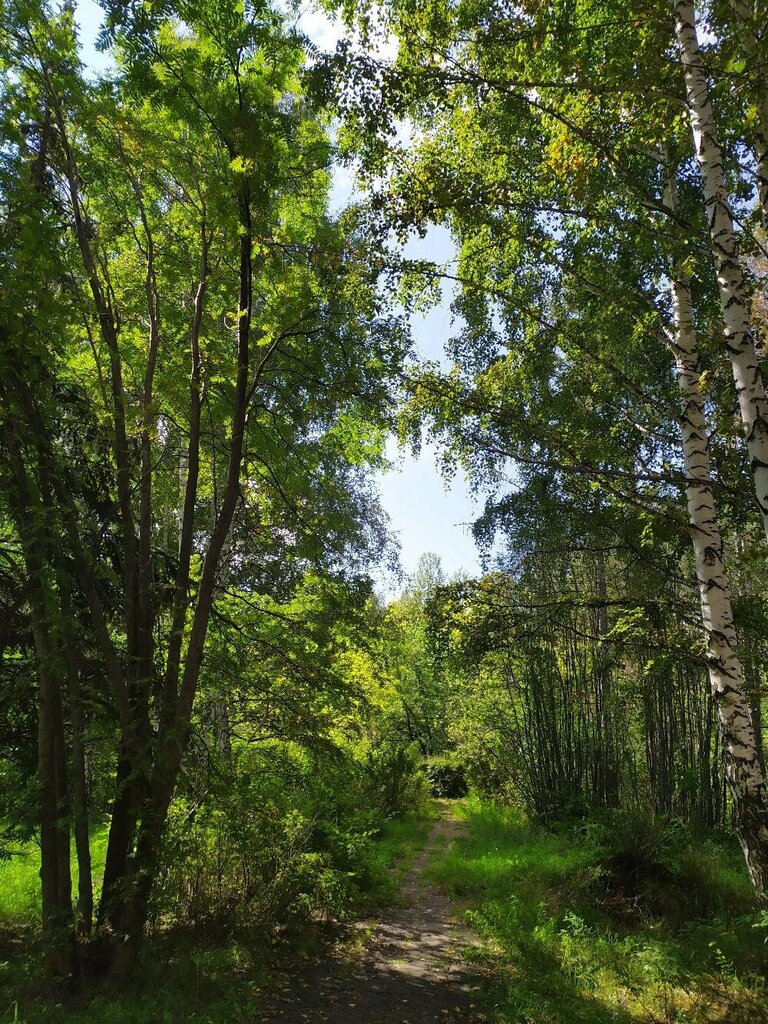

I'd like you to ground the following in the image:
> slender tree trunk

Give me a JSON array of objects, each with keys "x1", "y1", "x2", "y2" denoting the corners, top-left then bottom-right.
[
  {"x1": 749, "y1": 667, "x2": 766, "y2": 775},
  {"x1": 68, "y1": 666, "x2": 93, "y2": 940},
  {"x1": 594, "y1": 548, "x2": 618, "y2": 807},
  {"x1": 96, "y1": 749, "x2": 139, "y2": 935},
  {"x1": 3, "y1": 427, "x2": 78, "y2": 977},
  {"x1": 33, "y1": 613, "x2": 76, "y2": 978},
  {"x1": 3, "y1": 360, "x2": 135, "y2": 947},
  {"x1": 127, "y1": 165, "x2": 160, "y2": 733},
  {"x1": 55, "y1": 558, "x2": 93, "y2": 939},
  {"x1": 674, "y1": 0, "x2": 768, "y2": 541},
  {"x1": 51, "y1": 659, "x2": 73, "y2": 940},
  {"x1": 667, "y1": 245, "x2": 768, "y2": 891}
]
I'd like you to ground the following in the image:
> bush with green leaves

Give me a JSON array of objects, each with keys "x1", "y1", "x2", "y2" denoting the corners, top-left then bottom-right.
[
  {"x1": 582, "y1": 808, "x2": 754, "y2": 923},
  {"x1": 152, "y1": 741, "x2": 383, "y2": 932},
  {"x1": 360, "y1": 741, "x2": 430, "y2": 816}
]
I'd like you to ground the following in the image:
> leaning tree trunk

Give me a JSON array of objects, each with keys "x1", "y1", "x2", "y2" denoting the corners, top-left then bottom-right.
[
  {"x1": 674, "y1": 0, "x2": 768, "y2": 542},
  {"x1": 667, "y1": 241, "x2": 768, "y2": 892}
]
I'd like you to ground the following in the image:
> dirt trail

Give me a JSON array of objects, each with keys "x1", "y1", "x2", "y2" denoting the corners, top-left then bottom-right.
[{"x1": 255, "y1": 809, "x2": 489, "y2": 1023}]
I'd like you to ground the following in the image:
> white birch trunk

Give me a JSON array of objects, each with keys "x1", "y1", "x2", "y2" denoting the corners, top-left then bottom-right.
[
  {"x1": 674, "y1": 0, "x2": 768, "y2": 541},
  {"x1": 665, "y1": 163, "x2": 768, "y2": 889}
]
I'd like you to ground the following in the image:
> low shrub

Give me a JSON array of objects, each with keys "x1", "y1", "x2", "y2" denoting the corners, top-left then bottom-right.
[
  {"x1": 153, "y1": 742, "x2": 380, "y2": 932},
  {"x1": 151, "y1": 735, "x2": 436, "y2": 935},
  {"x1": 588, "y1": 808, "x2": 753, "y2": 923},
  {"x1": 361, "y1": 742, "x2": 430, "y2": 815}
]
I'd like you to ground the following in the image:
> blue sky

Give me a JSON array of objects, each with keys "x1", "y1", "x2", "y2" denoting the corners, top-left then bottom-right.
[
  {"x1": 72, "y1": 0, "x2": 484, "y2": 587},
  {"x1": 375, "y1": 230, "x2": 482, "y2": 586}
]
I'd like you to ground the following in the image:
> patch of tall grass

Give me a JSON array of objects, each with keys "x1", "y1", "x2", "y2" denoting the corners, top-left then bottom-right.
[
  {"x1": 429, "y1": 795, "x2": 767, "y2": 1024},
  {"x1": 0, "y1": 829, "x2": 110, "y2": 924}
]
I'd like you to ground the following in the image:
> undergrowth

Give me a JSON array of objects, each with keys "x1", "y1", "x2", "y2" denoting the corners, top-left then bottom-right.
[
  {"x1": 6, "y1": 793, "x2": 766, "y2": 1024},
  {"x1": 0, "y1": 811, "x2": 431, "y2": 1024},
  {"x1": 428, "y1": 795, "x2": 768, "y2": 1024}
]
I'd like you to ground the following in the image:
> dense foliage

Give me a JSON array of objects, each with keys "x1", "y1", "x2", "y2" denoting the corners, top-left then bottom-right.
[
  {"x1": 321, "y1": 0, "x2": 768, "y2": 882},
  {"x1": 2, "y1": 0, "x2": 768, "y2": 1020}
]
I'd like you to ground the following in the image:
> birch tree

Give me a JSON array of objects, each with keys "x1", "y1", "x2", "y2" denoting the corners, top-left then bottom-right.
[
  {"x1": 664, "y1": 156, "x2": 768, "y2": 889},
  {"x1": 326, "y1": 0, "x2": 768, "y2": 888},
  {"x1": 674, "y1": 0, "x2": 768, "y2": 540}
]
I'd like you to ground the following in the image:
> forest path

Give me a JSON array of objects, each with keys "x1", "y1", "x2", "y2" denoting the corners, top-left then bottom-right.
[{"x1": 255, "y1": 803, "x2": 489, "y2": 1023}]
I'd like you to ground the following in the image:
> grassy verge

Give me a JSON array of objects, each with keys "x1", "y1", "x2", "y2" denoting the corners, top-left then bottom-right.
[
  {"x1": 0, "y1": 850, "x2": 41, "y2": 926},
  {"x1": 0, "y1": 807, "x2": 434, "y2": 1024},
  {"x1": 428, "y1": 795, "x2": 768, "y2": 1024},
  {"x1": 359, "y1": 803, "x2": 437, "y2": 908}
]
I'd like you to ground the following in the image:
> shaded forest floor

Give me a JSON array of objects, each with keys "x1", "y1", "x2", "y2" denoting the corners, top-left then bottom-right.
[
  {"x1": 1, "y1": 810, "x2": 461, "y2": 1024},
  {"x1": 3, "y1": 798, "x2": 768, "y2": 1023}
]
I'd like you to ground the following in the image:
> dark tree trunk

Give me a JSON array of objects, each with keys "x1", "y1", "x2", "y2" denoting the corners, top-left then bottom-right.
[{"x1": 3, "y1": 426, "x2": 78, "y2": 981}]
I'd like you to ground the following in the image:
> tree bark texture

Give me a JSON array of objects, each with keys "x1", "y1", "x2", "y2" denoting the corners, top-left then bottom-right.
[
  {"x1": 666, "y1": 226, "x2": 768, "y2": 891},
  {"x1": 675, "y1": 0, "x2": 768, "y2": 541}
]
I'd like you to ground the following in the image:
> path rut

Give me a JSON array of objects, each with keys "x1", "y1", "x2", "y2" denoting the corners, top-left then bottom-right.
[{"x1": 255, "y1": 810, "x2": 488, "y2": 1023}]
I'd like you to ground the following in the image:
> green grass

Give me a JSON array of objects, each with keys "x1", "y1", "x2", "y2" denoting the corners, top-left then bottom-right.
[
  {"x1": 0, "y1": 829, "x2": 110, "y2": 924},
  {"x1": 359, "y1": 804, "x2": 436, "y2": 907},
  {"x1": 0, "y1": 850, "x2": 41, "y2": 924},
  {"x1": 9, "y1": 798, "x2": 764, "y2": 1024},
  {"x1": 428, "y1": 795, "x2": 768, "y2": 1024},
  {"x1": 1, "y1": 932, "x2": 275, "y2": 1024},
  {"x1": 0, "y1": 808, "x2": 435, "y2": 1024}
]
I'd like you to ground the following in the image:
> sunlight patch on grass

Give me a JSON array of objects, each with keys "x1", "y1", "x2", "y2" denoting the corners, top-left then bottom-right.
[
  {"x1": 0, "y1": 827, "x2": 110, "y2": 926},
  {"x1": 0, "y1": 849, "x2": 41, "y2": 924},
  {"x1": 0, "y1": 809, "x2": 437, "y2": 1024},
  {"x1": 428, "y1": 795, "x2": 767, "y2": 1024},
  {"x1": 360, "y1": 803, "x2": 436, "y2": 907}
]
